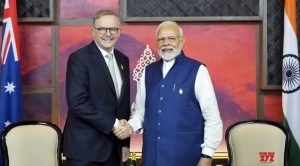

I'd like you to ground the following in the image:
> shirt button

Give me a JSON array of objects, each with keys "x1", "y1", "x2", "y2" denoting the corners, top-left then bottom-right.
[
  {"x1": 157, "y1": 122, "x2": 161, "y2": 126},
  {"x1": 158, "y1": 109, "x2": 162, "y2": 113},
  {"x1": 157, "y1": 136, "x2": 161, "y2": 140},
  {"x1": 160, "y1": 97, "x2": 163, "y2": 101},
  {"x1": 161, "y1": 84, "x2": 165, "y2": 88}
]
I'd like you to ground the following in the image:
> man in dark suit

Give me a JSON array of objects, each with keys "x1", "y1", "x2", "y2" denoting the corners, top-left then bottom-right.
[{"x1": 63, "y1": 9, "x2": 130, "y2": 166}]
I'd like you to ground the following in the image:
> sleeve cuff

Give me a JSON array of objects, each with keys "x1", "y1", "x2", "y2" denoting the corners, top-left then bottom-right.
[
  {"x1": 113, "y1": 119, "x2": 119, "y2": 128},
  {"x1": 128, "y1": 118, "x2": 142, "y2": 133},
  {"x1": 201, "y1": 147, "x2": 215, "y2": 157}
]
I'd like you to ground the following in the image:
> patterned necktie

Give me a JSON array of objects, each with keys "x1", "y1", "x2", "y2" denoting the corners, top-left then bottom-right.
[{"x1": 106, "y1": 53, "x2": 119, "y2": 98}]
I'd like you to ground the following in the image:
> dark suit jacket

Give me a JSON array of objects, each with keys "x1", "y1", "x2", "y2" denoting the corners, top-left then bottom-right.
[{"x1": 63, "y1": 41, "x2": 130, "y2": 162}]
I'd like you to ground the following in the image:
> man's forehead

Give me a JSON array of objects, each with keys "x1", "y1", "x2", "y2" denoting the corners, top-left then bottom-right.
[
  {"x1": 157, "y1": 26, "x2": 179, "y2": 36},
  {"x1": 95, "y1": 15, "x2": 120, "y2": 26}
]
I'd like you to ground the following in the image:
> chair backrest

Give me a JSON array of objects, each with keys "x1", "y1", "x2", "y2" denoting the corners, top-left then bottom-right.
[
  {"x1": 1, "y1": 121, "x2": 62, "y2": 166},
  {"x1": 225, "y1": 120, "x2": 289, "y2": 166}
]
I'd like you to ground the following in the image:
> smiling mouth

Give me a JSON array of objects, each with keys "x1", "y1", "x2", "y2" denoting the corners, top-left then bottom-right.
[
  {"x1": 162, "y1": 48, "x2": 173, "y2": 52},
  {"x1": 102, "y1": 37, "x2": 115, "y2": 42}
]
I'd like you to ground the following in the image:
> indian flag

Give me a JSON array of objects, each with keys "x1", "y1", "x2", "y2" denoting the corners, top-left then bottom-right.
[{"x1": 282, "y1": 0, "x2": 300, "y2": 165}]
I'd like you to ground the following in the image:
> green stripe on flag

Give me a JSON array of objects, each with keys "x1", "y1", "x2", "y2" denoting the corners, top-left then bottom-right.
[{"x1": 283, "y1": 117, "x2": 300, "y2": 166}]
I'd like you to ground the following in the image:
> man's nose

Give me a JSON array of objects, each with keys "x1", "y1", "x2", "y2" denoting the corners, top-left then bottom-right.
[{"x1": 104, "y1": 29, "x2": 111, "y2": 36}]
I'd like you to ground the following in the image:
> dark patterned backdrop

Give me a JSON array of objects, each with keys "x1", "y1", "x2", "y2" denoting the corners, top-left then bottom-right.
[
  {"x1": 267, "y1": 0, "x2": 284, "y2": 87},
  {"x1": 126, "y1": 0, "x2": 259, "y2": 17},
  {"x1": 0, "y1": 0, "x2": 51, "y2": 20}
]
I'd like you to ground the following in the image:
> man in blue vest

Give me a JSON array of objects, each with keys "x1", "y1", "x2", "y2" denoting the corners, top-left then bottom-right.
[{"x1": 114, "y1": 21, "x2": 223, "y2": 166}]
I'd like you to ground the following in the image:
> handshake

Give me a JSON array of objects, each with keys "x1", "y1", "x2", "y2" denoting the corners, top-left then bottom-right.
[{"x1": 113, "y1": 119, "x2": 133, "y2": 140}]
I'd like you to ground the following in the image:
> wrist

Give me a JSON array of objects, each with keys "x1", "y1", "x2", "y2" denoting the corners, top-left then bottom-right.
[
  {"x1": 201, "y1": 154, "x2": 212, "y2": 159},
  {"x1": 113, "y1": 119, "x2": 120, "y2": 128},
  {"x1": 129, "y1": 125, "x2": 133, "y2": 134}
]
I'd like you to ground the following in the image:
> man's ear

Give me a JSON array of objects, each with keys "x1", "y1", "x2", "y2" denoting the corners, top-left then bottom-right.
[
  {"x1": 91, "y1": 28, "x2": 96, "y2": 38},
  {"x1": 181, "y1": 36, "x2": 186, "y2": 46}
]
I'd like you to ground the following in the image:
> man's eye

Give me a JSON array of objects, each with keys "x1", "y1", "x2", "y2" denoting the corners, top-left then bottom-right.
[{"x1": 157, "y1": 38, "x2": 164, "y2": 42}]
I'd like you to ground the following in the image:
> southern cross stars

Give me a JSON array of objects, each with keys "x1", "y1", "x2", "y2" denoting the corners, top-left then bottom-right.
[
  {"x1": 4, "y1": 82, "x2": 16, "y2": 94},
  {"x1": 4, "y1": 120, "x2": 11, "y2": 127}
]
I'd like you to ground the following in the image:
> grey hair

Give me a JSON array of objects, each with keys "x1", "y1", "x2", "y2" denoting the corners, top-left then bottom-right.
[
  {"x1": 92, "y1": 9, "x2": 120, "y2": 26},
  {"x1": 155, "y1": 21, "x2": 184, "y2": 37}
]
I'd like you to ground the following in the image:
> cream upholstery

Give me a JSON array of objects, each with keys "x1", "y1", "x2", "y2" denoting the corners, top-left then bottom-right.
[
  {"x1": 1, "y1": 121, "x2": 62, "y2": 166},
  {"x1": 226, "y1": 120, "x2": 289, "y2": 166}
]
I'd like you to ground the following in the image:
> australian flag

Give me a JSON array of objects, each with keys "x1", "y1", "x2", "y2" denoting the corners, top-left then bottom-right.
[{"x1": 0, "y1": 0, "x2": 22, "y2": 165}]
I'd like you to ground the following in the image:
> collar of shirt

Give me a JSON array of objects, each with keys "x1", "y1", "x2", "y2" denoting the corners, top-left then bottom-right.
[
  {"x1": 162, "y1": 59, "x2": 175, "y2": 78},
  {"x1": 94, "y1": 41, "x2": 115, "y2": 62},
  {"x1": 94, "y1": 41, "x2": 123, "y2": 95}
]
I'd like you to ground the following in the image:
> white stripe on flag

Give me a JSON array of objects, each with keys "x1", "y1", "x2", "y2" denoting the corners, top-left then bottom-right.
[{"x1": 283, "y1": 11, "x2": 298, "y2": 55}]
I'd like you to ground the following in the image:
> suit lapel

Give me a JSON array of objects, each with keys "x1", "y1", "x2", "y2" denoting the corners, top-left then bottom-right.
[
  {"x1": 114, "y1": 51, "x2": 126, "y2": 102},
  {"x1": 88, "y1": 42, "x2": 117, "y2": 98}
]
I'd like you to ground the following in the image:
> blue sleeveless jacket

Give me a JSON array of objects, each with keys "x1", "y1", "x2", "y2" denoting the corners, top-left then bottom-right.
[{"x1": 143, "y1": 52, "x2": 205, "y2": 166}]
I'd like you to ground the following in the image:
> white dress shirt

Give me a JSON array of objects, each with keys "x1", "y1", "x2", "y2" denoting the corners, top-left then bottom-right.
[
  {"x1": 97, "y1": 46, "x2": 123, "y2": 94},
  {"x1": 95, "y1": 43, "x2": 123, "y2": 127},
  {"x1": 129, "y1": 59, "x2": 223, "y2": 157}
]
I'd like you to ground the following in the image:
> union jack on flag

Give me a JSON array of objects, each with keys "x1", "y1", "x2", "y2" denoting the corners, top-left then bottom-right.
[{"x1": 0, "y1": 0, "x2": 22, "y2": 165}]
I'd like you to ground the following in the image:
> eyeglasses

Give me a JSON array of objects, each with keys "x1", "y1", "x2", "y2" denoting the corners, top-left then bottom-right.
[
  {"x1": 157, "y1": 36, "x2": 181, "y2": 43},
  {"x1": 94, "y1": 27, "x2": 119, "y2": 35}
]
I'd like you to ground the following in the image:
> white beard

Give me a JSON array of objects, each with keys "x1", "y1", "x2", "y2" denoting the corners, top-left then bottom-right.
[{"x1": 158, "y1": 46, "x2": 182, "y2": 62}]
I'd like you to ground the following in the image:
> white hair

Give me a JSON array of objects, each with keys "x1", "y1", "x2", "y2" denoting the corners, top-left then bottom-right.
[{"x1": 155, "y1": 21, "x2": 184, "y2": 37}]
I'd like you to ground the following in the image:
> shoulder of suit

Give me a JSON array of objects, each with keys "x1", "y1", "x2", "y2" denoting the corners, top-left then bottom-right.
[
  {"x1": 114, "y1": 49, "x2": 129, "y2": 61},
  {"x1": 68, "y1": 43, "x2": 91, "y2": 62}
]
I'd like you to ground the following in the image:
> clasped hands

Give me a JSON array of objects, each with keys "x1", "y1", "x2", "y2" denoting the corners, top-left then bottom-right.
[{"x1": 113, "y1": 119, "x2": 133, "y2": 140}]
